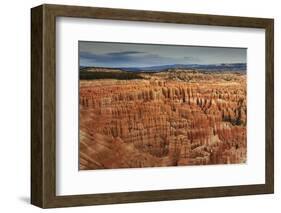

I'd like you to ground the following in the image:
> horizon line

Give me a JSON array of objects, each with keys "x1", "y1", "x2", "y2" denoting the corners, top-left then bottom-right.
[{"x1": 79, "y1": 62, "x2": 246, "y2": 68}]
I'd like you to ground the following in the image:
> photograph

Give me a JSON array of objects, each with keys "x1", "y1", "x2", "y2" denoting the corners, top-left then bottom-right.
[{"x1": 79, "y1": 41, "x2": 247, "y2": 170}]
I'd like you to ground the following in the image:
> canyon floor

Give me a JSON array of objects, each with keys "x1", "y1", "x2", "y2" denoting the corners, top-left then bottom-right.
[{"x1": 79, "y1": 68, "x2": 247, "y2": 170}]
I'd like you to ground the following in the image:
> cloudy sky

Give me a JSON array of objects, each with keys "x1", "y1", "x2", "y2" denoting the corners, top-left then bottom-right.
[{"x1": 79, "y1": 41, "x2": 246, "y2": 68}]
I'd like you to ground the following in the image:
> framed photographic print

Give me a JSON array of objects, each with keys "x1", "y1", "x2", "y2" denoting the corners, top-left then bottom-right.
[{"x1": 31, "y1": 4, "x2": 274, "y2": 208}]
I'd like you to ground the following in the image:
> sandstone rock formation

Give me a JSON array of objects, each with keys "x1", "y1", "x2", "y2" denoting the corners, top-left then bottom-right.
[{"x1": 79, "y1": 69, "x2": 247, "y2": 170}]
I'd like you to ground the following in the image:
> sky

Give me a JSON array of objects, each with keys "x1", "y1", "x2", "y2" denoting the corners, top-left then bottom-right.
[{"x1": 79, "y1": 41, "x2": 247, "y2": 68}]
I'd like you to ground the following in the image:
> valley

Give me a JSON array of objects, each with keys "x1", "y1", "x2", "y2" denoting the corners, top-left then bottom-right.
[{"x1": 79, "y1": 68, "x2": 247, "y2": 170}]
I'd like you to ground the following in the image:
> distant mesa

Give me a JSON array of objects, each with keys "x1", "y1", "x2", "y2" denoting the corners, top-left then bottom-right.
[
  {"x1": 80, "y1": 63, "x2": 246, "y2": 73},
  {"x1": 79, "y1": 63, "x2": 246, "y2": 80},
  {"x1": 119, "y1": 63, "x2": 246, "y2": 72}
]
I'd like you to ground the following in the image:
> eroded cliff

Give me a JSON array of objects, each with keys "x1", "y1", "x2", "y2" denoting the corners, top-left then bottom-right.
[{"x1": 79, "y1": 69, "x2": 247, "y2": 170}]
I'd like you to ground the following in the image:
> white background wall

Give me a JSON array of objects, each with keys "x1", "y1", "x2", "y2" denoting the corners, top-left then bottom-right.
[{"x1": 0, "y1": 0, "x2": 279, "y2": 212}]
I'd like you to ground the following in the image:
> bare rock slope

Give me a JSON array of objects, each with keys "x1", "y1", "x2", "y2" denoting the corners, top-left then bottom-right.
[{"x1": 79, "y1": 69, "x2": 247, "y2": 170}]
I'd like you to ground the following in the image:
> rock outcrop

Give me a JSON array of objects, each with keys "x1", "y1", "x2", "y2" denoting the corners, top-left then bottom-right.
[{"x1": 79, "y1": 70, "x2": 247, "y2": 170}]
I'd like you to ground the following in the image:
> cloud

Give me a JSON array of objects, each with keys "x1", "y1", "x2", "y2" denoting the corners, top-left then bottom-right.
[
  {"x1": 107, "y1": 51, "x2": 146, "y2": 56},
  {"x1": 80, "y1": 51, "x2": 200, "y2": 67},
  {"x1": 184, "y1": 56, "x2": 201, "y2": 62},
  {"x1": 80, "y1": 51, "x2": 146, "y2": 60}
]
